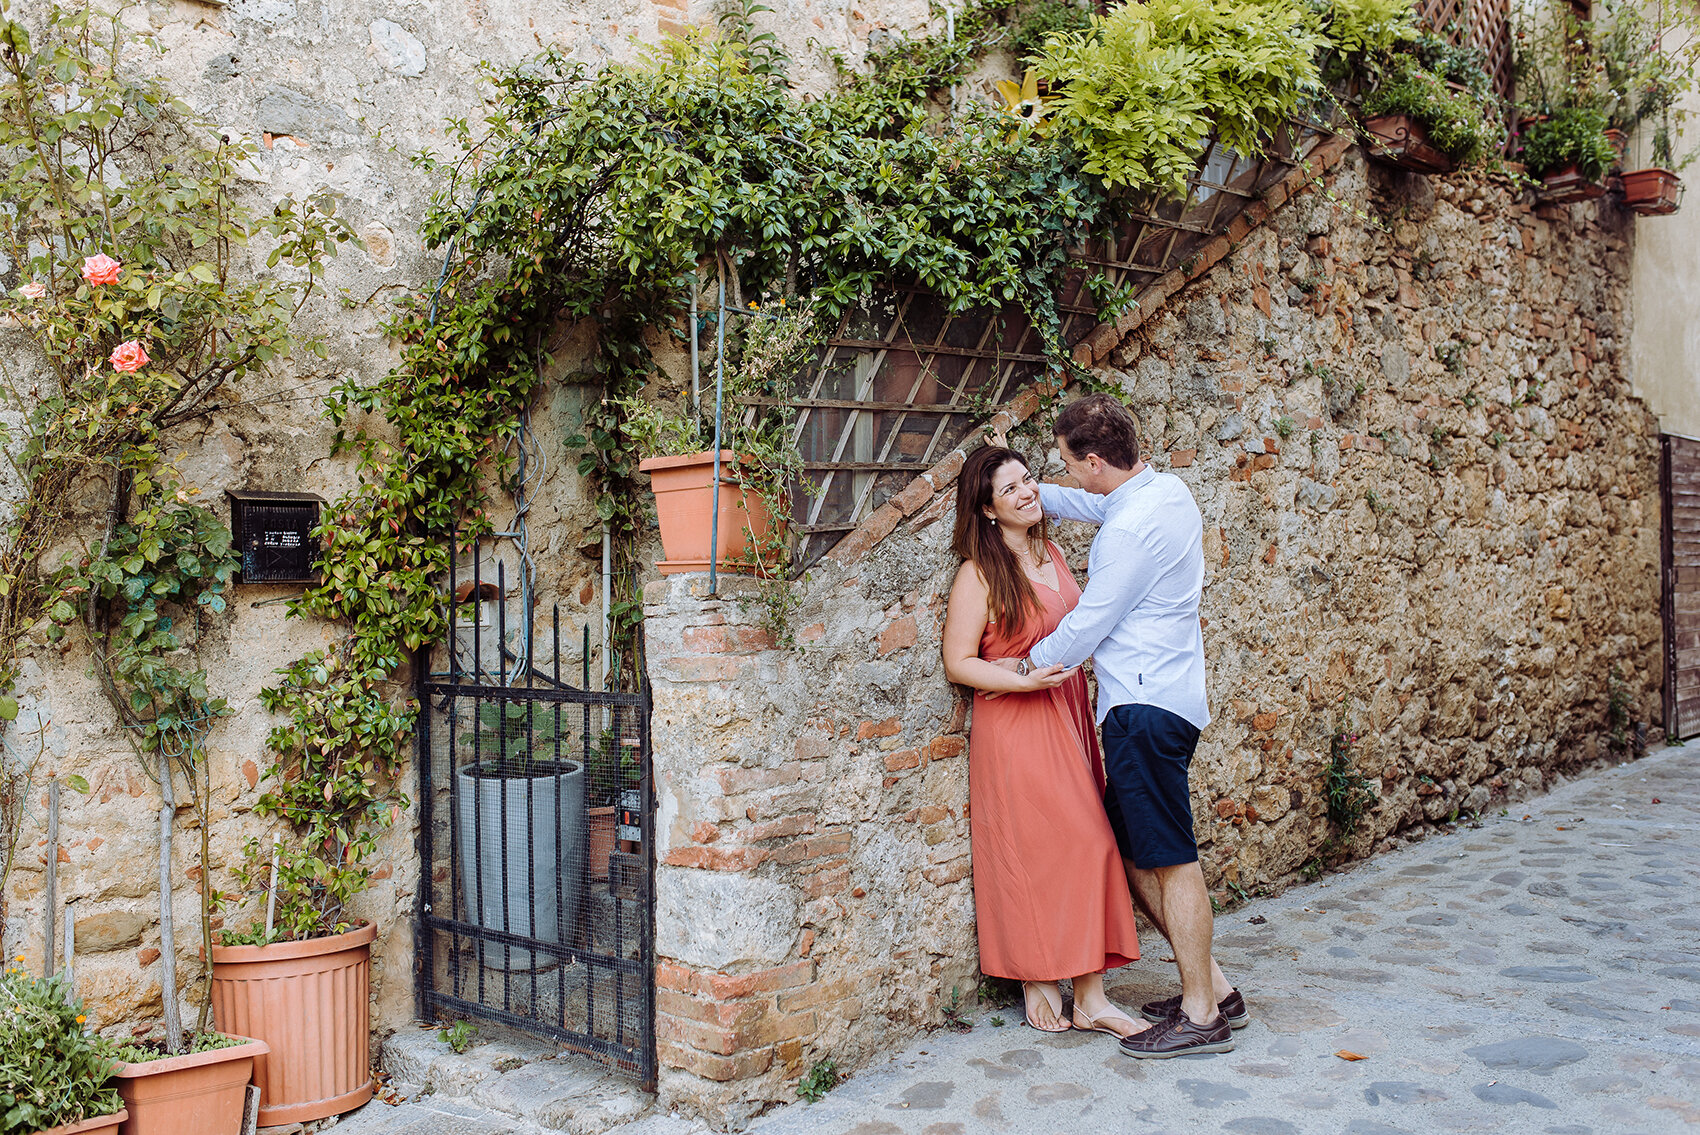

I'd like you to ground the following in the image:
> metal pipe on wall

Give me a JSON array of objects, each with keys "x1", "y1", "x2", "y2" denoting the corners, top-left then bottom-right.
[
  {"x1": 709, "y1": 259, "x2": 728, "y2": 596},
  {"x1": 601, "y1": 525, "x2": 612, "y2": 691}
]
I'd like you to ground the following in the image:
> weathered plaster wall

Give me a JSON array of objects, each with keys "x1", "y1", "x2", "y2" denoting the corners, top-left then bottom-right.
[
  {"x1": 0, "y1": 0, "x2": 943, "y2": 1044},
  {"x1": 641, "y1": 152, "x2": 1662, "y2": 1121},
  {"x1": 1628, "y1": 85, "x2": 1700, "y2": 437}
]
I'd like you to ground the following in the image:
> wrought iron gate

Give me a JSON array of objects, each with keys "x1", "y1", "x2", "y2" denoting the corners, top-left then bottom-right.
[{"x1": 415, "y1": 537, "x2": 654, "y2": 1086}]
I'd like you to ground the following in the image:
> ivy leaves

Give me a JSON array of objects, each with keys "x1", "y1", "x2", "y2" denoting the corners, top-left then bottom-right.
[{"x1": 46, "y1": 480, "x2": 239, "y2": 755}]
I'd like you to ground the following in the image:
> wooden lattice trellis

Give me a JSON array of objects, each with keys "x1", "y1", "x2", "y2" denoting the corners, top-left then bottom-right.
[
  {"x1": 1418, "y1": 0, "x2": 1516, "y2": 103},
  {"x1": 765, "y1": 118, "x2": 1338, "y2": 569}
]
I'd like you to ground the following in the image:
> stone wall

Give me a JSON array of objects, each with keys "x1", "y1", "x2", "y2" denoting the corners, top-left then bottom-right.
[
  {"x1": 0, "y1": 0, "x2": 935, "y2": 1043},
  {"x1": 641, "y1": 150, "x2": 1663, "y2": 1121}
]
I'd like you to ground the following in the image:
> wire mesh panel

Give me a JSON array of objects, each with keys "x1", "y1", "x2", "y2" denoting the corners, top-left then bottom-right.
[
  {"x1": 780, "y1": 121, "x2": 1339, "y2": 567},
  {"x1": 416, "y1": 532, "x2": 654, "y2": 1087}
]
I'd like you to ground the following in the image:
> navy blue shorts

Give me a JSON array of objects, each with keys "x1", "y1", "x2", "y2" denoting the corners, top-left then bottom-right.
[{"x1": 1102, "y1": 703, "x2": 1202, "y2": 869}]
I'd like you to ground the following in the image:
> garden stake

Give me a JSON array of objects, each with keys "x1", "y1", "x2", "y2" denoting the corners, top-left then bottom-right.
[
  {"x1": 264, "y1": 834, "x2": 280, "y2": 940},
  {"x1": 689, "y1": 272, "x2": 700, "y2": 417},
  {"x1": 44, "y1": 777, "x2": 57, "y2": 976},
  {"x1": 62, "y1": 897, "x2": 73, "y2": 989}
]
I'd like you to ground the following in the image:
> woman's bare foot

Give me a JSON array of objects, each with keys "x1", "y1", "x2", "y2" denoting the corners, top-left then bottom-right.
[
  {"x1": 1022, "y1": 981, "x2": 1069, "y2": 1031},
  {"x1": 1069, "y1": 973, "x2": 1149, "y2": 1038}
]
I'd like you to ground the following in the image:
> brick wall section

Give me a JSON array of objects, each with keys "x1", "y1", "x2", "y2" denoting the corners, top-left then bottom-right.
[{"x1": 642, "y1": 149, "x2": 1662, "y2": 1121}]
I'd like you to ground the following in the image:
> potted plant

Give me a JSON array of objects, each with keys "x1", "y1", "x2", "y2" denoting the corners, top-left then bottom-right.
[
  {"x1": 1594, "y1": 0, "x2": 1699, "y2": 214},
  {"x1": 207, "y1": 837, "x2": 380, "y2": 1125},
  {"x1": 111, "y1": 1034, "x2": 267, "y2": 1135},
  {"x1": 1522, "y1": 107, "x2": 1618, "y2": 201},
  {"x1": 0, "y1": 968, "x2": 126, "y2": 1135},
  {"x1": 621, "y1": 295, "x2": 817, "y2": 576},
  {"x1": 451, "y1": 701, "x2": 585, "y2": 968},
  {"x1": 1513, "y1": 0, "x2": 1616, "y2": 199},
  {"x1": 45, "y1": 481, "x2": 259, "y2": 1135},
  {"x1": 1360, "y1": 51, "x2": 1497, "y2": 174}
]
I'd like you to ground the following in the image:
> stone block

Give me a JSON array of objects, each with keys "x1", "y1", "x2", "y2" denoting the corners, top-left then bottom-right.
[
  {"x1": 656, "y1": 869, "x2": 799, "y2": 970},
  {"x1": 369, "y1": 19, "x2": 427, "y2": 77},
  {"x1": 74, "y1": 908, "x2": 148, "y2": 951}
]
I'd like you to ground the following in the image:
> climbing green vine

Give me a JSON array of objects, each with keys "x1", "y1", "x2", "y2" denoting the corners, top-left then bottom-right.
[{"x1": 256, "y1": 0, "x2": 1434, "y2": 932}]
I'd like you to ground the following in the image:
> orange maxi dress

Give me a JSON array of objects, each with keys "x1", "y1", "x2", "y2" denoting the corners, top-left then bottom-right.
[{"x1": 969, "y1": 543, "x2": 1141, "y2": 980}]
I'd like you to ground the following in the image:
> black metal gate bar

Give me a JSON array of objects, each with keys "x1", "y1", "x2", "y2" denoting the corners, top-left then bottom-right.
[{"x1": 416, "y1": 530, "x2": 655, "y2": 1088}]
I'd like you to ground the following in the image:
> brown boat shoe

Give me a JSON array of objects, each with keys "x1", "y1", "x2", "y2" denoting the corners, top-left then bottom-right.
[
  {"x1": 1119, "y1": 1010, "x2": 1236, "y2": 1058},
  {"x1": 1140, "y1": 987, "x2": 1250, "y2": 1028}
]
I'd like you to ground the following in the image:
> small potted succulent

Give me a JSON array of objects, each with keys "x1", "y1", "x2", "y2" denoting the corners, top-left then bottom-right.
[{"x1": 0, "y1": 966, "x2": 126, "y2": 1135}]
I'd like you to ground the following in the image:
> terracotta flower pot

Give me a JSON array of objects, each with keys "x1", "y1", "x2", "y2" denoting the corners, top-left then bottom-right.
[
  {"x1": 209, "y1": 923, "x2": 375, "y2": 1125},
  {"x1": 587, "y1": 804, "x2": 616, "y2": 881},
  {"x1": 1538, "y1": 163, "x2": 1606, "y2": 204},
  {"x1": 638, "y1": 450, "x2": 780, "y2": 575},
  {"x1": 36, "y1": 1108, "x2": 128, "y2": 1135},
  {"x1": 1620, "y1": 168, "x2": 1683, "y2": 215},
  {"x1": 114, "y1": 1040, "x2": 266, "y2": 1135},
  {"x1": 1361, "y1": 113, "x2": 1457, "y2": 175},
  {"x1": 1604, "y1": 127, "x2": 1628, "y2": 167}
]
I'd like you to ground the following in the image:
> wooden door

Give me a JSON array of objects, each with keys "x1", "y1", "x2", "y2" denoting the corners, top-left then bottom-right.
[{"x1": 1662, "y1": 434, "x2": 1700, "y2": 737}]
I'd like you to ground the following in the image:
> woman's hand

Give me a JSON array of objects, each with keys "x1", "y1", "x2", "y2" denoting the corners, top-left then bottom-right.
[
  {"x1": 942, "y1": 564, "x2": 1076, "y2": 696},
  {"x1": 981, "y1": 657, "x2": 1074, "y2": 699}
]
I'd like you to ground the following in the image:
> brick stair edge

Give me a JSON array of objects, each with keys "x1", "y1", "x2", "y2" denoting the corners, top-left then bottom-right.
[{"x1": 826, "y1": 132, "x2": 1355, "y2": 566}]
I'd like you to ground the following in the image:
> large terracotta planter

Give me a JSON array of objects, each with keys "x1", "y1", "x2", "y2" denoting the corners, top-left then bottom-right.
[
  {"x1": 114, "y1": 1040, "x2": 265, "y2": 1135},
  {"x1": 1361, "y1": 113, "x2": 1456, "y2": 175},
  {"x1": 209, "y1": 922, "x2": 375, "y2": 1125},
  {"x1": 638, "y1": 450, "x2": 779, "y2": 575},
  {"x1": 1621, "y1": 168, "x2": 1683, "y2": 215},
  {"x1": 37, "y1": 1108, "x2": 128, "y2": 1135}
]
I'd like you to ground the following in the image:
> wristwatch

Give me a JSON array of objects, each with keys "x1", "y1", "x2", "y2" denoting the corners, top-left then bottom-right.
[{"x1": 1015, "y1": 657, "x2": 1030, "y2": 677}]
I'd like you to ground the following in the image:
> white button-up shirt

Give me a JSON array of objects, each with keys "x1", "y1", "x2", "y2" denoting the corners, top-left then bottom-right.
[{"x1": 1027, "y1": 469, "x2": 1211, "y2": 729}]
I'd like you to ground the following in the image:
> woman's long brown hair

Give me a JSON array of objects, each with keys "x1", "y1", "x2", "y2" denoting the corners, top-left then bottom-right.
[{"x1": 952, "y1": 446, "x2": 1049, "y2": 634}]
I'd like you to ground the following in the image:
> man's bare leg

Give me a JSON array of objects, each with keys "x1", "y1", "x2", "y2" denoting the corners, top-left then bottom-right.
[{"x1": 1126, "y1": 859, "x2": 1235, "y2": 1006}]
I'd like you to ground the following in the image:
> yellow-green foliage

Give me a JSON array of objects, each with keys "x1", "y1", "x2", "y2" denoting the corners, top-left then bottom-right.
[
  {"x1": 1323, "y1": 0, "x2": 1416, "y2": 57},
  {"x1": 1030, "y1": 0, "x2": 1325, "y2": 196}
]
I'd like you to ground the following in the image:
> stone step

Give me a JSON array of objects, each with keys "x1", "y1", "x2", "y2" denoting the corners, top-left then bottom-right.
[{"x1": 326, "y1": 1025, "x2": 654, "y2": 1135}]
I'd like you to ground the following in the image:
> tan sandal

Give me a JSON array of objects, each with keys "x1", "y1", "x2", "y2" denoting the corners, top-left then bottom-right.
[
  {"x1": 1072, "y1": 1002, "x2": 1147, "y2": 1039},
  {"x1": 1022, "y1": 982, "x2": 1071, "y2": 1032}
]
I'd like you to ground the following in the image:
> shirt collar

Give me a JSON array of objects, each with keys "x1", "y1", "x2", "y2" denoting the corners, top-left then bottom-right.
[{"x1": 1103, "y1": 464, "x2": 1154, "y2": 511}]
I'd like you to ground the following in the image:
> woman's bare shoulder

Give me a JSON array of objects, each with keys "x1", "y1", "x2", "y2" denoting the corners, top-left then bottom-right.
[{"x1": 950, "y1": 558, "x2": 988, "y2": 594}]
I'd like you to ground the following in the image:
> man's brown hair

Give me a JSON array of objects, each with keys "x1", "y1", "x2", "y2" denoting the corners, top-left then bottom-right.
[{"x1": 1053, "y1": 392, "x2": 1140, "y2": 470}]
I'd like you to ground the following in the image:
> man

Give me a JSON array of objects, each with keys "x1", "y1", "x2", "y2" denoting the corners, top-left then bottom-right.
[{"x1": 1007, "y1": 392, "x2": 1246, "y2": 1058}]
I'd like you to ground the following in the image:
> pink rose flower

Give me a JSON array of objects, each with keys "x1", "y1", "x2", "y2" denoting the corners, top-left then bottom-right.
[
  {"x1": 109, "y1": 340, "x2": 150, "y2": 373},
  {"x1": 81, "y1": 254, "x2": 122, "y2": 286},
  {"x1": 17, "y1": 282, "x2": 45, "y2": 300}
]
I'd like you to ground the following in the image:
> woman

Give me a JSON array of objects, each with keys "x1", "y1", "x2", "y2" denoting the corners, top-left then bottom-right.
[{"x1": 941, "y1": 445, "x2": 1147, "y2": 1036}]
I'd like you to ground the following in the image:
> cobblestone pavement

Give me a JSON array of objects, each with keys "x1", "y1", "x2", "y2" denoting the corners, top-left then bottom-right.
[{"x1": 340, "y1": 744, "x2": 1700, "y2": 1135}]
